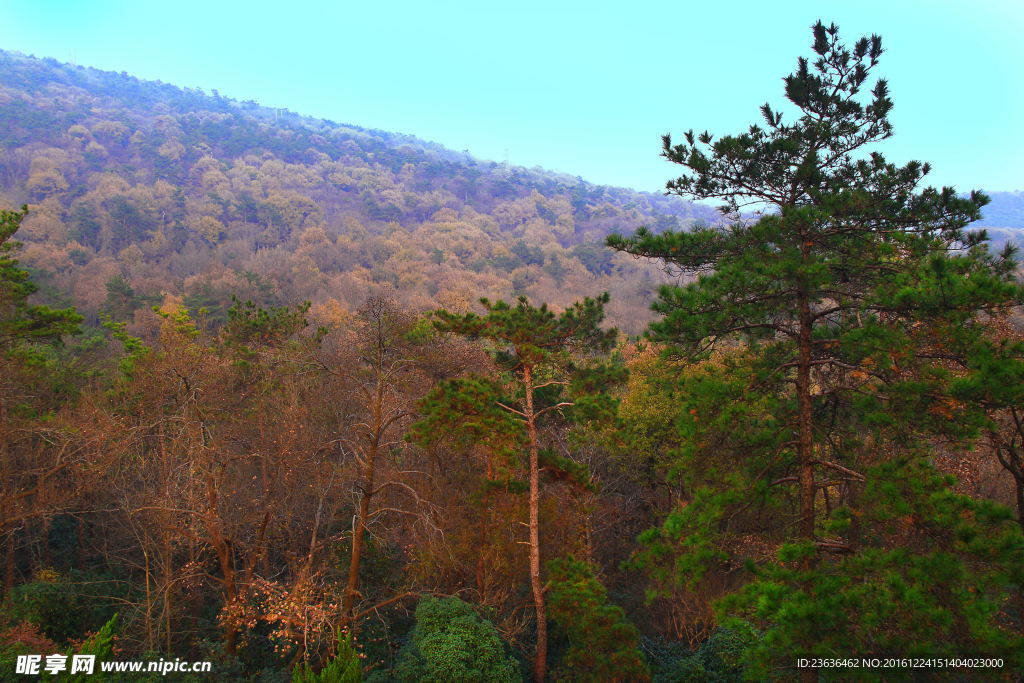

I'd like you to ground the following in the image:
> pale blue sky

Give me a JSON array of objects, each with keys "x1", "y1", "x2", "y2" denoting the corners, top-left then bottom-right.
[{"x1": 2, "y1": 0, "x2": 1021, "y2": 194}]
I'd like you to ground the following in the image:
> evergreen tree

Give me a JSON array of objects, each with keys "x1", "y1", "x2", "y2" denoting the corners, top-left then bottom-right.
[
  {"x1": 431, "y1": 295, "x2": 621, "y2": 683},
  {"x1": 223, "y1": 295, "x2": 311, "y2": 348},
  {"x1": 1, "y1": 205, "x2": 82, "y2": 437},
  {"x1": 100, "y1": 274, "x2": 161, "y2": 322},
  {"x1": 607, "y1": 22, "x2": 1024, "y2": 682},
  {"x1": 294, "y1": 629, "x2": 362, "y2": 683},
  {"x1": 0, "y1": 205, "x2": 82, "y2": 351},
  {"x1": 408, "y1": 375, "x2": 527, "y2": 599},
  {"x1": 546, "y1": 557, "x2": 649, "y2": 683},
  {"x1": 65, "y1": 614, "x2": 117, "y2": 683}
]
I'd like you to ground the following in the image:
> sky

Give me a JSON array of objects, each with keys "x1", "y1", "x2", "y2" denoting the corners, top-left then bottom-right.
[{"x1": 2, "y1": 0, "x2": 1022, "y2": 195}]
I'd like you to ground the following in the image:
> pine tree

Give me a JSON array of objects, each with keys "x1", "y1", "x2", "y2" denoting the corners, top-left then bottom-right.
[
  {"x1": 1, "y1": 204, "x2": 82, "y2": 450},
  {"x1": 408, "y1": 375, "x2": 527, "y2": 599},
  {"x1": 608, "y1": 21, "x2": 1024, "y2": 682},
  {"x1": 0, "y1": 205, "x2": 82, "y2": 351},
  {"x1": 100, "y1": 274, "x2": 161, "y2": 322},
  {"x1": 546, "y1": 557, "x2": 650, "y2": 683},
  {"x1": 431, "y1": 295, "x2": 621, "y2": 683}
]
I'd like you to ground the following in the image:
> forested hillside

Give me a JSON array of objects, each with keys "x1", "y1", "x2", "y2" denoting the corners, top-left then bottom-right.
[
  {"x1": 0, "y1": 47, "x2": 722, "y2": 338},
  {"x1": 3, "y1": 25, "x2": 1024, "y2": 683},
  {"x1": 0, "y1": 47, "x2": 713, "y2": 683},
  {"x1": 975, "y1": 191, "x2": 1024, "y2": 251}
]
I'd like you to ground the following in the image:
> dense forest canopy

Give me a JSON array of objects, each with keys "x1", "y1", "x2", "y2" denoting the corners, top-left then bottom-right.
[
  {"x1": 0, "y1": 47, "x2": 732, "y2": 339},
  {"x1": 1, "y1": 23, "x2": 1024, "y2": 683}
]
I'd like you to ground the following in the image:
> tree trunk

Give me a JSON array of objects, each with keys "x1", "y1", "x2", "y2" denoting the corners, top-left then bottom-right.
[
  {"x1": 524, "y1": 366, "x2": 547, "y2": 683},
  {"x1": 1015, "y1": 473, "x2": 1024, "y2": 533},
  {"x1": 165, "y1": 534, "x2": 173, "y2": 654},
  {"x1": 797, "y1": 271, "x2": 818, "y2": 683},
  {"x1": 340, "y1": 381, "x2": 383, "y2": 629},
  {"x1": 476, "y1": 453, "x2": 496, "y2": 601},
  {"x1": 796, "y1": 289, "x2": 816, "y2": 542},
  {"x1": 204, "y1": 470, "x2": 239, "y2": 656},
  {"x1": 992, "y1": 441, "x2": 1024, "y2": 633},
  {"x1": 220, "y1": 547, "x2": 238, "y2": 655},
  {"x1": 341, "y1": 461, "x2": 373, "y2": 626},
  {"x1": 1011, "y1": 471, "x2": 1024, "y2": 634},
  {"x1": 144, "y1": 542, "x2": 154, "y2": 652}
]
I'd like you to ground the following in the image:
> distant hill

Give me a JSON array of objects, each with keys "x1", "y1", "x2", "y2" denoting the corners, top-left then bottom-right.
[
  {"x1": 4, "y1": 48, "x2": 1017, "y2": 339},
  {"x1": 978, "y1": 191, "x2": 1024, "y2": 229},
  {"x1": 0, "y1": 49, "x2": 722, "y2": 336},
  {"x1": 972, "y1": 191, "x2": 1024, "y2": 253}
]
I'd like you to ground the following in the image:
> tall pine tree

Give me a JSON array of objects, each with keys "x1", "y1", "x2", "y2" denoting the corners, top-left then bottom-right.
[
  {"x1": 430, "y1": 294, "x2": 620, "y2": 683},
  {"x1": 608, "y1": 22, "x2": 1024, "y2": 682}
]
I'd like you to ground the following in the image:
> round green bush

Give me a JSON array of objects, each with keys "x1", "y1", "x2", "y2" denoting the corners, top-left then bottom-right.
[{"x1": 392, "y1": 597, "x2": 520, "y2": 683}]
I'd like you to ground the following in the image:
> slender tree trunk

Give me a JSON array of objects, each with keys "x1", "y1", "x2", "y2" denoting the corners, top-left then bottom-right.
[
  {"x1": 205, "y1": 470, "x2": 239, "y2": 656},
  {"x1": 219, "y1": 544, "x2": 238, "y2": 655},
  {"x1": 991, "y1": 442, "x2": 1024, "y2": 632},
  {"x1": 1014, "y1": 472, "x2": 1024, "y2": 533},
  {"x1": 259, "y1": 415, "x2": 271, "y2": 579},
  {"x1": 846, "y1": 481, "x2": 862, "y2": 551},
  {"x1": 144, "y1": 543, "x2": 154, "y2": 652},
  {"x1": 1011, "y1": 470, "x2": 1024, "y2": 633},
  {"x1": 27, "y1": 520, "x2": 36, "y2": 578},
  {"x1": 524, "y1": 366, "x2": 547, "y2": 683},
  {"x1": 341, "y1": 461, "x2": 373, "y2": 625},
  {"x1": 159, "y1": 420, "x2": 172, "y2": 655},
  {"x1": 340, "y1": 382, "x2": 383, "y2": 629},
  {"x1": 165, "y1": 535, "x2": 173, "y2": 654}
]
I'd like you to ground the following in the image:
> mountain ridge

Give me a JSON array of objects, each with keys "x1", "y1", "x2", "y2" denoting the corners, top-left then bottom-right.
[
  {"x1": 0, "y1": 48, "x2": 722, "y2": 336},
  {"x1": 0, "y1": 48, "x2": 718, "y2": 208},
  {"x1": 2, "y1": 48, "x2": 1019, "y2": 343}
]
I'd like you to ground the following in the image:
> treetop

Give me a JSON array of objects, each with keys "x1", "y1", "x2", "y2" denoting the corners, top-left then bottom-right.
[{"x1": 432, "y1": 294, "x2": 618, "y2": 371}]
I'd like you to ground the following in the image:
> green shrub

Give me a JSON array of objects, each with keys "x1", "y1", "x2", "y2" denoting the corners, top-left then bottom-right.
[
  {"x1": 639, "y1": 636, "x2": 691, "y2": 679},
  {"x1": 651, "y1": 629, "x2": 746, "y2": 683},
  {"x1": 0, "y1": 571, "x2": 119, "y2": 645},
  {"x1": 0, "y1": 614, "x2": 117, "y2": 683},
  {"x1": 547, "y1": 557, "x2": 649, "y2": 683},
  {"x1": 294, "y1": 628, "x2": 361, "y2": 683},
  {"x1": 391, "y1": 597, "x2": 520, "y2": 683}
]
